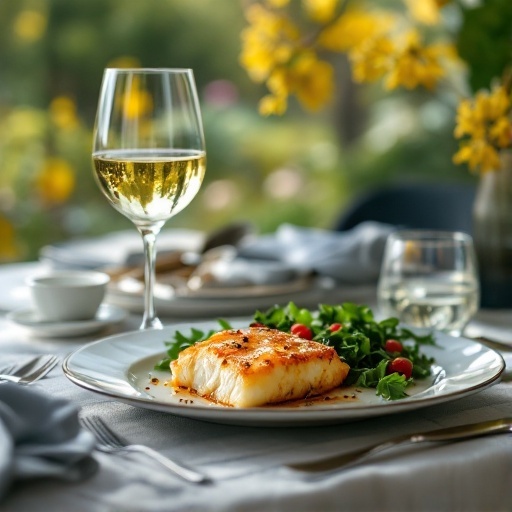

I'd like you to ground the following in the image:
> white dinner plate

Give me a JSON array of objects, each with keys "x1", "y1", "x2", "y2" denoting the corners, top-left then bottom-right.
[
  {"x1": 7, "y1": 304, "x2": 128, "y2": 338},
  {"x1": 62, "y1": 321, "x2": 505, "y2": 426}
]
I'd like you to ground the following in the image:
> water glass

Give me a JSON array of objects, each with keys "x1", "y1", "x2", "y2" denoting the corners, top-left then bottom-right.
[{"x1": 377, "y1": 230, "x2": 480, "y2": 336}]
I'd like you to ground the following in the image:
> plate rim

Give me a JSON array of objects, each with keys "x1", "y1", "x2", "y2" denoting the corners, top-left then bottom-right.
[{"x1": 62, "y1": 321, "x2": 505, "y2": 426}]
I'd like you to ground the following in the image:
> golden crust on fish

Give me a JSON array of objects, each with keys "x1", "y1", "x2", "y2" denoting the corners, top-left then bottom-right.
[{"x1": 170, "y1": 327, "x2": 349, "y2": 407}]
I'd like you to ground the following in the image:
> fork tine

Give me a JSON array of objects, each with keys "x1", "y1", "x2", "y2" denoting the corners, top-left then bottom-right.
[
  {"x1": 1, "y1": 355, "x2": 46, "y2": 378},
  {"x1": 90, "y1": 416, "x2": 126, "y2": 447},
  {"x1": 79, "y1": 415, "x2": 210, "y2": 484},
  {"x1": 80, "y1": 416, "x2": 117, "y2": 448},
  {"x1": 19, "y1": 355, "x2": 59, "y2": 384},
  {"x1": 79, "y1": 417, "x2": 101, "y2": 441},
  {"x1": 80, "y1": 417, "x2": 103, "y2": 442},
  {"x1": 0, "y1": 365, "x2": 16, "y2": 375}
]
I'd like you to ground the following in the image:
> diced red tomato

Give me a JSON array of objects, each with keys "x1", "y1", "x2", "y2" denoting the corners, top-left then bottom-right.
[
  {"x1": 249, "y1": 322, "x2": 266, "y2": 328},
  {"x1": 290, "y1": 323, "x2": 313, "y2": 340},
  {"x1": 329, "y1": 323, "x2": 343, "y2": 332},
  {"x1": 387, "y1": 357, "x2": 413, "y2": 379},
  {"x1": 384, "y1": 339, "x2": 403, "y2": 353}
]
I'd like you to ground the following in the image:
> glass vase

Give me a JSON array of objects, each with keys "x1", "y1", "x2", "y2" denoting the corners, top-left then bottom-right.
[{"x1": 472, "y1": 150, "x2": 512, "y2": 308}]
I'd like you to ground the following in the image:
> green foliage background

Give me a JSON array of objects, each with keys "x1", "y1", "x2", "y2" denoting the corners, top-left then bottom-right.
[{"x1": 0, "y1": 0, "x2": 509, "y2": 261}]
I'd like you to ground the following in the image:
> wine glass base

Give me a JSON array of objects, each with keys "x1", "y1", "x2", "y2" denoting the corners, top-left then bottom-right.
[{"x1": 140, "y1": 317, "x2": 163, "y2": 330}]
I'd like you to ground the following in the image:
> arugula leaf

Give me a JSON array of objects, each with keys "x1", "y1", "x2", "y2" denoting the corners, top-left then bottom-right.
[
  {"x1": 354, "y1": 359, "x2": 389, "y2": 388},
  {"x1": 376, "y1": 373, "x2": 410, "y2": 400}
]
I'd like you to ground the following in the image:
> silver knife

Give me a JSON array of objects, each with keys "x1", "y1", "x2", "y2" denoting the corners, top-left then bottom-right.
[{"x1": 287, "y1": 417, "x2": 512, "y2": 474}]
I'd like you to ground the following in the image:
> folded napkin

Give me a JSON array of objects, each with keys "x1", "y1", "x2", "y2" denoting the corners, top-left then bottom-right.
[
  {"x1": 237, "y1": 222, "x2": 395, "y2": 284},
  {"x1": 188, "y1": 253, "x2": 301, "y2": 289},
  {"x1": 0, "y1": 383, "x2": 98, "y2": 501}
]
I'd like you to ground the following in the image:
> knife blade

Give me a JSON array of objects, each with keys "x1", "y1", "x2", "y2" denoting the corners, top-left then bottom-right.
[{"x1": 286, "y1": 417, "x2": 512, "y2": 474}]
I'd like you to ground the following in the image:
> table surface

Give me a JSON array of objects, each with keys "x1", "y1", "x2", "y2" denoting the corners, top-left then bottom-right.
[{"x1": 1, "y1": 261, "x2": 512, "y2": 512}]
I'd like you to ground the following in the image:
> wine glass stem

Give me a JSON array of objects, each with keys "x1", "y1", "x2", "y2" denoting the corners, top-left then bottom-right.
[{"x1": 139, "y1": 225, "x2": 164, "y2": 330}]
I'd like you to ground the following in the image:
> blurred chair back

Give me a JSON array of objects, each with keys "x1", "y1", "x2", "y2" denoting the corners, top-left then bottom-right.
[{"x1": 334, "y1": 183, "x2": 476, "y2": 234}]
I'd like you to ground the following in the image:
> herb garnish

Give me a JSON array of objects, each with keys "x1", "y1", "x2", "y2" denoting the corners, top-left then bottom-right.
[{"x1": 155, "y1": 302, "x2": 436, "y2": 401}]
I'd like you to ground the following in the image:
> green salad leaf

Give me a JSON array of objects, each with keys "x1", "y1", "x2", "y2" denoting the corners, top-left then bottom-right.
[{"x1": 156, "y1": 302, "x2": 436, "y2": 400}]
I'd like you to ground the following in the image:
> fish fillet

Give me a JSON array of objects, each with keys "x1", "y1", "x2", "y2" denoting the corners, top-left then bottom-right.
[{"x1": 170, "y1": 326, "x2": 349, "y2": 407}]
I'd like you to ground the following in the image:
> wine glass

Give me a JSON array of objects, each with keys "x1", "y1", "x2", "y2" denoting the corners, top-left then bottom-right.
[
  {"x1": 377, "y1": 230, "x2": 480, "y2": 337},
  {"x1": 92, "y1": 68, "x2": 206, "y2": 329}
]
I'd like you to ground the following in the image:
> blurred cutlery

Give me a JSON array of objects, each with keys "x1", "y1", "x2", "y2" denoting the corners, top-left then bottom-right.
[
  {"x1": 0, "y1": 355, "x2": 59, "y2": 384},
  {"x1": 81, "y1": 415, "x2": 210, "y2": 484},
  {"x1": 286, "y1": 417, "x2": 512, "y2": 475},
  {"x1": 0, "y1": 355, "x2": 49, "y2": 378},
  {"x1": 471, "y1": 335, "x2": 512, "y2": 352},
  {"x1": 110, "y1": 222, "x2": 254, "y2": 282},
  {"x1": 181, "y1": 221, "x2": 254, "y2": 265}
]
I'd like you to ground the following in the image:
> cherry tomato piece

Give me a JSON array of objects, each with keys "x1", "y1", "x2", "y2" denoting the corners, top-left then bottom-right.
[
  {"x1": 387, "y1": 357, "x2": 413, "y2": 379},
  {"x1": 329, "y1": 323, "x2": 343, "y2": 332},
  {"x1": 249, "y1": 322, "x2": 266, "y2": 328},
  {"x1": 291, "y1": 323, "x2": 313, "y2": 340},
  {"x1": 385, "y1": 339, "x2": 403, "y2": 353}
]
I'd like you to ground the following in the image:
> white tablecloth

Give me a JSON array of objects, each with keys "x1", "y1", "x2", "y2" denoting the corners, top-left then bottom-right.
[{"x1": 1, "y1": 263, "x2": 512, "y2": 511}]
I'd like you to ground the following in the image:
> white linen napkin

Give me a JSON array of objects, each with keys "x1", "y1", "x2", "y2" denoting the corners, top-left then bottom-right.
[
  {"x1": 236, "y1": 222, "x2": 395, "y2": 284},
  {"x1": 0, "y1": 382, "x2": 98, "y2": 501}
]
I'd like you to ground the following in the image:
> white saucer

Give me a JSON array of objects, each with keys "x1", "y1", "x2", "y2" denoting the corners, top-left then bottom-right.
[{"x1": 7, "y1": 304, "x2": 128, "y2": 338}]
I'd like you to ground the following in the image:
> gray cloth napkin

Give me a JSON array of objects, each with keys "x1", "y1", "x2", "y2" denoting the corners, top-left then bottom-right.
[
  {"x1": 237, "y1": 222, "x2": 395, "y2": 284},
  {"x1": 0, "y1": 382, "x2": 98, "y2": 501}
]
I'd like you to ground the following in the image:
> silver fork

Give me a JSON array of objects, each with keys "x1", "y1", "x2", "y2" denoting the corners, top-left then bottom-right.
[
  {"x1": 80, "y1": 415, "x2": 210, "y2": 484},
  {"x1": 0, "y1": 354, "x2": 51, "y2": 378},
  {"x1": 0, "y1": 355, "x2": 59, "y2": 384}
]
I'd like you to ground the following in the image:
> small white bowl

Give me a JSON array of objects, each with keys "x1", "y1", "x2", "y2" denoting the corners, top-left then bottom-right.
[{"x1": 27, "y1": 271, "x2": 110, "y2": 322}]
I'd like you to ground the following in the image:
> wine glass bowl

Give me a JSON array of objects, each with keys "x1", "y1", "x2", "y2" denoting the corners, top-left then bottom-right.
[
  {"x1": 92, "y1": 68, "x2": 206, "y2": 329},
  {"x1": 377, "y1": 230, "x2": 480, "y2": 337}
]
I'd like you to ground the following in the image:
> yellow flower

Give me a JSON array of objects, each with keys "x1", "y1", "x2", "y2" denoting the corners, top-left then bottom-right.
[
  {"x1": 319, "y1": 9, "x2": 396, "y2": 53},
  {"x1": 350, "y1": 35, "x2": 395, "y2": 84},
  {"x1": 240, "y1": 4, "x2": 299, "y2": 82},
  {"x1": 454, "y1": 98, "x2": 483, "y2": 140},
  {"x1": 453, "y1": 84, "x2": 512, "y2": 173},
  {"x1": 36, "y1": 158, "x2": 75, "y2": 205},
  {"x1": 453, "y1": 141, "x2": 501, "y2": 173},
  {"x1": 290, "y1": 54, "x2": 334, "y2": 111},
  {"x1": 486, "y1": 84, "x2": 511, "y2": 119},
  {"x1": 384, "y1": 31, "x2": 449, "y2": 90},
  {"x1": 454, "y1": 85, "x2": 511, "y2": 150},
  {"x1": 404, "y1": 0, "x2": 451, "y2": 25},
  {"x1": 266, "y1": 67, "x2": 289, "y2": 96},
  {"x1": 259, "y1": 93, "x2": 288, "y2": 116},
  {"x1": 13, "y1": 9, "x2": 47, "y2": 42},
  {"x1": 49, "y1": 96, "x2": 79, "y2": 130},
  {"x1": 490, "y1": 117, "x2": 512, "y2": 148},
  {"x1": 258, "y1": 54, "x2": 334, "y2": 114},
  {"x1": 303, "y1": 0, "x2": 339, "y2": 24}
]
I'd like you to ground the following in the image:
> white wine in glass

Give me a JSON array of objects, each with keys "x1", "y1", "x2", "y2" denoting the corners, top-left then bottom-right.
[{"x1": 92, "y1": 68, "x2": 206, "y2": 329}]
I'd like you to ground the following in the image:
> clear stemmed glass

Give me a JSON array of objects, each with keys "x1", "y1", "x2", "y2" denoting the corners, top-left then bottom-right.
[
  {"x1": 92, "y1": 68, "x2": 206, "y2": 329},
  {"x1": 377, "y1": 230, "x2": 480, "y2": 337}
]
